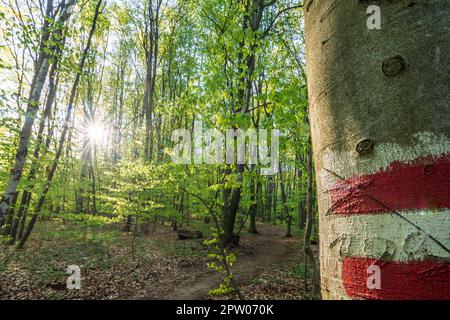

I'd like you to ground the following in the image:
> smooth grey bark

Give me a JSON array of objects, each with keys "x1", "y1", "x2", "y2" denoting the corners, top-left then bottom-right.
[
  {"x1": 305, "y1": 0, "x2": 450, "y2": 299},
  {"x1": 304, "y1": 138, "x2": 320, "y2": 299},
  {"x1": 297, "y1": 199, "x2": 306, "y2": 229},
  {"x1": 88, "y1": 150, "x2": 97, "y2": 215},
  {"x1": 255, "y1": 181, "x2": 263, "y2": 221},
  {"x1": 0, "y1": 0, "x2": 75, "y2": 225},
  {"x1": 18, "y1": 0, "x2": 103, "y2": 248},
  {"x1": 143, "y1": 0, "x2": 162, "y2": 161},
  {"x1": 1, "y1": 192, "x2": 18, "y2": 236},
  {"x1": 265, "y1": 179, "x2": 272, "y2": 222},
  {"x1": 296, "y1": 154, "x2": 306, "y2": 229},
  {"x1": 248, "y1": 168, "x2": 258, "y2": 234},
  {"x1": 272, "y1": 180, "x2": 277, "y2": 224},
  {"x1": 278, "y1": 162, "x2": 292, "y2": 238},
  {"x1": 9, "y1": 57, "x2": 60, "y2": 243},
  {"x1": 0, "y1": 47, "x2": 50, "y2": 225}
]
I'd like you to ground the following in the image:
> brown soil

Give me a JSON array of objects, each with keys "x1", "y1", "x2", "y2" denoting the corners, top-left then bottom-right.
[
  {"x1": 147, "y1": 223, "x2": 301, "y2": 300},
  {"x1": 1, "y1": 221, "x2": 315, "y2": 300}
]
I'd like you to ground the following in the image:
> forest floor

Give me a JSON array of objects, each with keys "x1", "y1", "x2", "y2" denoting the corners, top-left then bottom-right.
[{"x1": 0, "y1": 219, "x2": 319, "y2": 300}]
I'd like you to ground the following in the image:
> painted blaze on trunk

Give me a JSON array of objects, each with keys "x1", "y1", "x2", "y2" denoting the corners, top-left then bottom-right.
[{"x1": 305, "y1": 1, "x2": 450, "y2": 299}]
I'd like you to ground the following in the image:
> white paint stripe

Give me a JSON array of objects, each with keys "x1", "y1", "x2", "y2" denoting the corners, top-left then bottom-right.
[
  {"x1": 325, "y1": 209, "x2": 450, "y2": 261},
  {"x1": 317, "y1": 131, "x2": 450, "y2": 299},
  {"x1": 320, "y1": 131, "x2": 450, "y2": 181}
]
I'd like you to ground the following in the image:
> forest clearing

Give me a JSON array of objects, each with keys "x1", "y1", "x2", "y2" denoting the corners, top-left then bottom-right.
[{"x1": 0, "y1": 0, "x2": 449, "y2": 304}]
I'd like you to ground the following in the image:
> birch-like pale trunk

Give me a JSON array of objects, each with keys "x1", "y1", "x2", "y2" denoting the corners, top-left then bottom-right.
[
  {"x1": 9, "y1": 57, "x2": 60, "y2": 243},
  {"x1": 0, "y1": 0, "x2": 76, "y2": 225},
  {"x1": 18, "y1": 0, "x2": 103, "y2": 248},
  {"x1": 0, "y1": 57, "x2": 50, "y2": 225}
]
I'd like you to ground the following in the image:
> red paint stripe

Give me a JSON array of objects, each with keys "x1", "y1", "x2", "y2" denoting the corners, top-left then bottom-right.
[
  {"x1": 330, "y1": 154, "x2": 450, "y2": 214},
  {"x1": 342, "y1": 257, "x2": 450, "y2": 300}
]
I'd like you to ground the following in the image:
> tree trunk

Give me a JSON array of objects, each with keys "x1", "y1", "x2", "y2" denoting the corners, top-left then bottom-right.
[
  {"x1": 298, "y1": 200, "x2": 306, "y2": 229},
  {"x1": 266, "y1": 178, "x2": 273, "y2": 222},
  {"x1": 122, "y1": 215, "x2": 132, "y2": 233},
  {"x1": 17, "y1": 0, "x2": 103, "y2": 249},
  {"x1": 219, "y1": 0, "x2": 265, "y2": 247},
  {"x1": 272, "y1": 180, "x2": 277, "y2": 225},
  {"x1": 256, "y1": 180, "x2": 263, "y2": 222},
  {"x1": 221, "y1": 166, "x2": 243, "y2": 247},
  {"x1": 0, "y1": 0, "x2": 76, "y2": 224},
  {"x1": 304, "y1": 138, "x2": 320, "y2": 299},
  {"x1": 1, "y1": 192, "x2": 18, "y2": 236},
  {"x1": 305, "y1": 0, "x2": 450, "y2": 299},
  {"x1": 0, "y1": 2, "x2": 53, "y2": 223},
  {"x1": 296, "y1": 155, "x2": 306, "y2": 229},
  {"x1": 10, "y1": 57, "x2": 60, "y2": 243},
  {"x1": 143, "y1": 0, "x2": 162, "y2": 161},
  {"x1": 278, "y1": 162, "x2": 292, "y2": 238},
  {"x1": 248, "y1": 170, "x2": 258, "y2": 234},
  {"x1": 88, "y1": 148, "x2": 97, "y2": 215}
]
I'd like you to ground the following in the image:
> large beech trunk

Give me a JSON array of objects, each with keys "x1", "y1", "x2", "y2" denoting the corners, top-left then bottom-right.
[{"x1": 305, "y1": 1, "x2": 450, "y2": 299}]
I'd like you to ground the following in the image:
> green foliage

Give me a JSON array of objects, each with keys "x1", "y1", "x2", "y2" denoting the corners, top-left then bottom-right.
[
  {"x1": 204, "y1": 228, "x2": 237, "y2": 296},
  {"x1": 208, "y1": 276, "x2": 235, "y2": 296},
  {"x1": 291, "y1": 263, "x2": 312, "y2": 279},
  {"x1": 0, "y1": 0, "x2": 314, "y2": 294}
]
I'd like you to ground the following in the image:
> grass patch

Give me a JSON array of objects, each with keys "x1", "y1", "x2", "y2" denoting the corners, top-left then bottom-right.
[
  {"x1": 159, "y1": 240, "x2": 205, "y2": 258},
  {"x1": 291, "y1": 263, "x2": 314, "y2": 279}
]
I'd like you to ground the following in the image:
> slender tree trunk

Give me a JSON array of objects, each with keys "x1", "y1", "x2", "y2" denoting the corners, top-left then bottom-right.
[
  {"x1": 9, "y1": 57, "x2": 60, "y2": 243},
  {"x1": 248, "y1": 169, "x2": 258, "y2": 234},
  {"x1": 304, "y1": 138, "x2": 320, "y2": 299},
  {"x1": 17, "y1": 0, "x2": 103, "y2": 249},
  {"x1": 278, "y1": 162, "x2": 292, "y2": 238},
  {"x1": 78, "y1": 161, "x2": 88, "y2": 213},
  {"x1": 17, "y1": 206, "x2": 27, "y2": 240},
  {"x1": 123, "y1": 214, "x2": 132, "y2": 233},
  {"x1": 272, "y1": 180, "x2": 277, "y2": 225},
  {"x1": 266, "y1": 178, "x2": 273, "y2": 222},
  {"x1": 220, "y1": 0, "x2": 265, "y2": 247},
  {"x1": 1, "y1": 192, "x2": 18, "y2": 236},
  {"x1": 89, "y1": 148, "x2": 97, "y2": 215},
  {"x1": 255, "y1": 180, "x2": 263, "y2": 222},
  {"x1": 297, "y1": 199, "x2": 306, "y2": 229},
  {"x1": 305, "y1": 0, "x2": 450, "y2": 299},
  {"x1": 296, "y1": 154, "x2": 306, "y2": 229},
  {"x1": 143, "y1": 0, "x2": 162, "y2": 161},
  {"x1": 185, "y1": 192, "x2": 190, "y2": 225},
  {"x1": 221, "y1": 166, "x2": 243, "y2": 246},
  {"x1": 0, "y1": 1, "x2": 55, "y2": 224}
]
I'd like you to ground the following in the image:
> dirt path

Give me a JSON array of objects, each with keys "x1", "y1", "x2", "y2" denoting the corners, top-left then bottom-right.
[
  {"x1": 154, "y1": 223, "x2": 300, "y2": 300},
  {"x1": 0, "y1": 221, "x2": 311, "y2": 300}
]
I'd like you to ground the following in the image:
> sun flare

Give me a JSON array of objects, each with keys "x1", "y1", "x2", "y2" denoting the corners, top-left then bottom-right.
[{"x1": 86, "y1": 123, "x2": 105, "y2": 144}]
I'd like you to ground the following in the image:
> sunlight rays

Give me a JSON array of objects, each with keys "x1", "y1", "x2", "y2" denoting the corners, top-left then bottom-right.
[
  {"x1": 80, "y1": 119, "x2": 109, "y2": 148},
  {"x1": 87, "y1": 123, "x2": 106, "y2": 144}
]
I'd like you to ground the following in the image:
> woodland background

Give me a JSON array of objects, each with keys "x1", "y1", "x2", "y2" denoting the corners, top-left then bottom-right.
[{"x1": 0, "y1": 0, "x2": 320, "y2": 299}]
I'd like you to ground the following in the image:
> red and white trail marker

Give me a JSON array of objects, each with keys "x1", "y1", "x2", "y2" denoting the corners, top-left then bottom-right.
[{"x1": 320, "y1": 138, "x2": 450, "y2": 300}]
